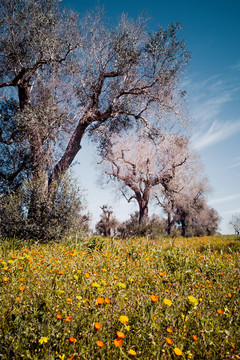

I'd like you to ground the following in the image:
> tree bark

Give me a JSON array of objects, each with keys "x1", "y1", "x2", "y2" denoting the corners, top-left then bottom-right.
[
  {"x1": 181, "y1": 217, "x2": 186, "y2": 237},
  {"x1": 167, "y1": 213, "x2": 174, "y2": 236},
  {"x1": 139, "y1": 202, "x2": 149, "y2": 225},
  {"x1": 48, "y1": 119, "x2": 89, "y2": 192}
]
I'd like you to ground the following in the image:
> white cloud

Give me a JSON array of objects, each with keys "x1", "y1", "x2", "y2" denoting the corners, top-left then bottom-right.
[
  {"x1": 209, "y1": 193, "x2": 240, "y2": 205},
  {"x1": 192, "y1": 119, "x2": 240, "y2": 150}
]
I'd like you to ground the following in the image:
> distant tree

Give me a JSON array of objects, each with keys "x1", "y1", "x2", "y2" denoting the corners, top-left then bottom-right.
[
  {"x1": 229, "y1": 213, "x2": 240, "y2": 235},
  {"x1": 187, "y1": 201, "x2": 220, "y2": 236},
  {"x1": 100, "y1": 131, "x2": 191, "y2": 226},
  {"x1": 0, "y1": 0, "x2": 190, "y2": 238},
  {"x1": 119, "y1": 212, "x2": 169, "y2": 238},
  {"x1": 155, "y1": 168, "x2": 220, "y2": 236},
  {"x1": 155, "y1": 161, "x2": 209, "y2": 236},
  {"x1": 95, "y1": 205, "x2": 120, "y2": 237}
]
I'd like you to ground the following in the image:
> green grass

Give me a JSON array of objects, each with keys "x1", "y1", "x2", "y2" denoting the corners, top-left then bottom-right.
[{"x1": 0, "y1": 235, "x2": 239, "y2": 359}]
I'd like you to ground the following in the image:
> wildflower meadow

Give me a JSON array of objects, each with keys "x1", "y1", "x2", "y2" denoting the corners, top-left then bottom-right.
[{"x1": 0, "y1": 235, "x2": 239, "y2": 359}]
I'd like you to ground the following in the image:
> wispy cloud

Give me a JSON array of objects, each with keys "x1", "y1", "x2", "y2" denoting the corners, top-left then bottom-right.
[
  {"x1": 222, "y1": 208, "x2": 240, "y2": 216},
  {"x1": 191, "y1": 92, "x2": 232, "y2": 124},
  {"x1": 231, "y1": 60, "x2": 240, "y2": 71},
  {"x1": 209, "y1": 193, "x2": 240, "y2": 205},
  {"x1": 224, "y1": 155, "x2": 240, "y2": 169},
  {"x1": 192, "y1": 119, "x2": 240, "y2": 150},
  {"x1": 187, "y1": 71, "x2": 240, "y2": 144}
]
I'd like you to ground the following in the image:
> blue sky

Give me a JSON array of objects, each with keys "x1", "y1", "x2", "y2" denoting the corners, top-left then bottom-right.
[{"x1": 63, "y1": 0, "x2": 240, "y2": 234}]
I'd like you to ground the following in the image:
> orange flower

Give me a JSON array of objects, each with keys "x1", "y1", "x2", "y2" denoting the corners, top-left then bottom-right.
[
  {"x1": 65, "y1": 316, "x2": 72, "y2": 322},
  {"x1": 69, "y1": 336, "x2": 76, "y2": 343},
  {"x1": 85, "y1": 273, "x2": 90, "y2": 278},
  {"x1": 166, "y1": 338, "x2": 173, "y2": 345},
  {"x1": 16, "y1": 297, "x2": 21, "y2": 302},
  {"x1": 58, "y1": 271, "x2": 64, "y2": 275},
  {"x1": 217, "y1": 309, "x2": 223, "y2": 315},
  {"x1": 167, "y1": 328, "x2": 173, "y2": 333},
  {"x1": 96, "y1": 297, "x2": 105, "y2": 305},
  {"x1": 196, "y1": 312, "x2": 200, "y2": 316},
  {"x1": 114, "y1": 338, "x2": 123, "y2": 347},
  {"x1": 20, "y1": 278, "x2": 24, "y2": 282},
  {"x1": 19, "y1": 285, "x2": 25, "y2": 291},
  {"x1": 69, "y1": 356, "x2": 75, "y2": 360},
  {"x1": 105, "y1": 298, "x2": 111, "y2": 304},
  {"x1": 150, "y1": 295, "x2": 159, "y2": 302},
  {"x1": 192, "y1": 335, "x2": 197, "y2": 341},
  {"x1": 228, "y1": 293, "x2": 232, "y2": 298},
  {"x1": 94, "y1": 322, "x2": 102, "y2": 330},
  {"x1": 67, "y1": 298, "x2": 73, "y2": 302},
  {"x1": 159, "y1": 272, "x2": 166, "y2": 277},
  {"x1": 96, "y1": 340, "x2": 104, "y2": 347},
  {"x1": 3, "y1": 277, "x2": 9, "y2": 282},
  {"x1": 56, "y1": 314, "x2": 62, "y2": 319},
  {"x1": 116, "y1": 331, "x2": 125, "y2": 339}
]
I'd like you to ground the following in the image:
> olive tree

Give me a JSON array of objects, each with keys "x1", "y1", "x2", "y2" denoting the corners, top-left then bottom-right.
[
  {"x1": 99, "y1": 131, "x2": 190, "y2": 225},
  {"x1": 229, "y1": 213, "x2": 240, "y2": 235},
  {"x1": 155, "y1": 164, "x2": 220, "y2": 236},
  {"x1": 0, "y1": 0, "x2": 190, "y2": 236}
]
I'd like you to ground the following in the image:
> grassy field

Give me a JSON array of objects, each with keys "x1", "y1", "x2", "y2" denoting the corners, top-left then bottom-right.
[{"x1": 0, "y1": 235, "x2": 239, "y2": 359}]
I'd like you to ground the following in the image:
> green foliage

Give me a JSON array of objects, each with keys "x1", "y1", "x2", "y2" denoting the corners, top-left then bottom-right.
[
  {"x1": 0, "y1": 173, "x2": 89, "y2": 241},
  {"x1": 0, "y1": 235, "x2": 239, "y2": 359},
  {"x1": 120, "y1": 212, "x2": 171, "y2": 238}
]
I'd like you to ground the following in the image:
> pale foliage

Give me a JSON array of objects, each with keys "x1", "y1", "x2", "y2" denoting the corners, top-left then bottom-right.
[
  {"x1": 229, "y1": 213, "x2": 240, "y2": 235},
  {"x1": 101, "y1": 131, "x2": 192, "y2": 224}
]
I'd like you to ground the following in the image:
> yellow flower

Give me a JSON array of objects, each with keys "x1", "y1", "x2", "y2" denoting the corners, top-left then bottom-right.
[
  {"x1": 120, "y1": 315, "x2": 129, "y2": 324},
  {"x1": 92, "y1": 283, "x2": 100, "y2": 288},
  {"x1": 164, "y1": 299, "x2": 172, "y2": 306},
  {"x1": 39, "y1": 336, "x2": 49, "y2": 344},
  {"x1": 129, "y1": 349, "x2": 136, "y2": 356},
  {"x1": 187, "y1": 296, "x2": 198, "y2": 307},
  {"x1": 174, "y1": 348, "x2": 183, "y2": 356},
  {"x1": 125, "y1": 325, "x2": 130, "y2": 331},
  {"x1": 117, "y1": 282, "x2": 126, "y2": 289}
]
